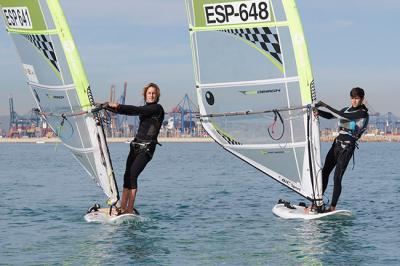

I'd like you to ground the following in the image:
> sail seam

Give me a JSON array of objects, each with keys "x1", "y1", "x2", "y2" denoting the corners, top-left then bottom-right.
[
  {"x1": 190, "y1": 21, "x2": 289, "y2": 32},
  {"x1": 198, "y1": 76, "x2": 299, "y2": 89},
  {"x1": 225, "y1": 142, "x2": 307, "y2": 149}
]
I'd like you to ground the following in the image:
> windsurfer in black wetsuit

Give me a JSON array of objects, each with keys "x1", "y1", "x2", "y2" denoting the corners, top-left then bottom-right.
[
  {"x1": 314, "y1": 87, "x2": 369, "y2": 212},
  {"x1": 105, "y1": 83, "x2": 165, "y2": 215}
]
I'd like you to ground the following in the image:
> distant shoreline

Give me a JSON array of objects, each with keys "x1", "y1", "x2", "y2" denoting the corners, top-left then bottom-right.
[
  {"x1": 0, "y1": 137, "x2": 214, "y2": 144},
  {"x1": 320, "y1": 135, "x2": 400, "y2": 143},
  {"x1": 0, "y1": 135, "x2": 399, "y2": 144}
]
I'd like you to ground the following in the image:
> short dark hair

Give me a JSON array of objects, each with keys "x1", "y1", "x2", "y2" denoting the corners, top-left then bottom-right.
[{"x1": 350, "y1": 87, "x2": 365, "y2": 98}]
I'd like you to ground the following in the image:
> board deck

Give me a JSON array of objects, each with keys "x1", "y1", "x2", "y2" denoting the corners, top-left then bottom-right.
[
  {"x1": 272, "y1": 203, "x2": 352, "y2": 220},
  {"x1": 84, "y1": 208, "x2": 143, "y2": 224}
]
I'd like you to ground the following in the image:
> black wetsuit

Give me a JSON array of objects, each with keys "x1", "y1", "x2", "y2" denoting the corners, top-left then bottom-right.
[
  {"x1": 318, "y1": 104, "x2": 369, "y2": 207},
  {"x1": 113, "y1": 102, "x2": 165, "y2": 189}
]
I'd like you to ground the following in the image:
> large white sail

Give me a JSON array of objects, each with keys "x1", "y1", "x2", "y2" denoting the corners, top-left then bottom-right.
[
  {"x1": 186, "y1": 0, "x2": 323, "y2": 203},
  {"x1": 0, "y1": 0, "x2": 119, "y2": 206}
]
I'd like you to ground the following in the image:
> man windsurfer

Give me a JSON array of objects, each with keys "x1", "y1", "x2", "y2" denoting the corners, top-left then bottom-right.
[{"x1": 313, "y1": 87, "x2": 369, "y2": 212}]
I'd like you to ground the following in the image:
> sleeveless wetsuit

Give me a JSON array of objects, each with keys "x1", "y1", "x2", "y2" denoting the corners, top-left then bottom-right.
[
  {"x1": 318, "y1": 104, "x2": 369, "y2": 207},
  {"x1": 113, "y1": 102, "x2": 165, "y2": 189}
]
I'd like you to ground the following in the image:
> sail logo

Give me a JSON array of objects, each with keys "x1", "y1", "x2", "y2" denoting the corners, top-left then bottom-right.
[
  {"x1": 261, "y1": 150, "x2": 285, "y2": 155},
  {"x1": 240, "y1": 89, "x2": 280, "y2": 95},
  {"x1": 204, "y1": 0, "x2": 271, "y2": 26},
  {"x1": 46, "y1": 94, "x2": 64, "y2": 100},
  {"x1": 279, "y1": 176, "x2": 301, "y2": 192},
  {"x1": 205, "y1": 91, "x2": 215, "y2": 105},
  {"x1": 22, "y1": 64, "x2": 38, "y2": 83},
  {"x1": 2, "y1": 7, "x2": 32, "y2": 29}
]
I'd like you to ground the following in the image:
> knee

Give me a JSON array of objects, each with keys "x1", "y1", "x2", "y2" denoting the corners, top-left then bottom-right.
[
  {"x1": 123, "y1": 175, "x2": 138, "y2": 189},
  {"x1": 322, "y1": 167, "x2": 332, "y2": 178},
  {"x1": 333, "y1": 176, "x2": 343, "y2": 189}
]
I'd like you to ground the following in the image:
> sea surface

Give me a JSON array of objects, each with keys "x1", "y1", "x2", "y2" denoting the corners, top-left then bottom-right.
[{"x1": 0, "y1": 141, "x2": 399, "y2": 265}]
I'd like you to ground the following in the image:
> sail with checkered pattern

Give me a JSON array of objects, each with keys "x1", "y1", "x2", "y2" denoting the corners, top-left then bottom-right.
[
  {"x1": 186, "y1": 0, "x2": 323, "y2": 203},
  {"x1": 0, "y1": 0, "x2": 119, "y2": 207},
  {"x1": 22, "y1": 34, "x2": 60, "y2": 72},
  {"x1": 221, "y1": 27, "x2": 282, "y2": 64}
]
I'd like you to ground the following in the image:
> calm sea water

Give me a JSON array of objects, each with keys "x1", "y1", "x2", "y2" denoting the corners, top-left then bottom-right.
[{"x1": 0, "y1": 141, "x2": 399, "y2": 265}]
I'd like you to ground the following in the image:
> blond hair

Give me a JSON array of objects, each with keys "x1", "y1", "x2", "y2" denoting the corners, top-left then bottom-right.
[{"x1": 142, "y1": 82, "x2": 161, "y2": 102}]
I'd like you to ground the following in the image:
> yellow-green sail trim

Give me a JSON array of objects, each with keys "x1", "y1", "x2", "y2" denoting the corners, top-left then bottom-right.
[
  {"x1": 46, "y1": 0, "x2": 91, "y2": 110},
  {"x1": 282, "y1": 0, "x2": 314, "y2": 104}
]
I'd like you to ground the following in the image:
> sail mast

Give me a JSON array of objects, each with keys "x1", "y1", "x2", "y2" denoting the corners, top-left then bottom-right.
[{"x1": 282, "y1": 0, "x2": 322, "y2": 202}]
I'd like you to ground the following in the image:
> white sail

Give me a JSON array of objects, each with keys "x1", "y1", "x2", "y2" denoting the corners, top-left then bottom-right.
[
  {"x1": 186, "y1": 0, "x2": 323, "y2": 203},
  {"x1": 0, "y1": 0, "x2": 119, "y2": 206}
]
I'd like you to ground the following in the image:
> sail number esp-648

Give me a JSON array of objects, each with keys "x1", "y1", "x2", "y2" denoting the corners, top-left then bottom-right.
[{"x1": 204, "y1": 0, "x2": 271, "y2": 26}]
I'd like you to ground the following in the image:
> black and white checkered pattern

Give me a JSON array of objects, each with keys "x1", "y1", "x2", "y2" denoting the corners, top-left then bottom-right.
[
  {"x1": 222, "y1": 27, "x2": 282, "y2": 64},
  {"x1": 23, "y1": 34, "x2": 60, "y2": 72}
]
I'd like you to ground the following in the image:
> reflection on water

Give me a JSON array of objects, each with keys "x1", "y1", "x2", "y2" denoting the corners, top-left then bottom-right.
[
  {"x1": 286, "y1": 217, "x2": 367, "y2": 265},
  {"x1": 74, "y1": 218, "x2": 172, "y2": 265}
]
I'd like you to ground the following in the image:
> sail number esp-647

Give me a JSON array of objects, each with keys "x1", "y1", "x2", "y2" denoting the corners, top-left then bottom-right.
[{"x1": 204, "y1": 0, "x2": 271, "y2": 26}]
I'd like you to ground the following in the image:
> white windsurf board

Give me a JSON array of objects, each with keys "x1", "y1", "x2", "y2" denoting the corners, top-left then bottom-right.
[
  {"x1": 272, "y1": 203, "x2": 352, "y2": 220},
  {"x1": 84, "y1": 208, "x2": 144, "y2": 224}
]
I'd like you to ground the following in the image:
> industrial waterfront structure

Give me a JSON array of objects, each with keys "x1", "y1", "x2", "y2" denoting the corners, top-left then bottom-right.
[
  {"x1": 3, "y1": 94, "x2": 400, "y2": 140},
  {"x1": 6, "y1": 96, "x2": 53, "y2": 138}
]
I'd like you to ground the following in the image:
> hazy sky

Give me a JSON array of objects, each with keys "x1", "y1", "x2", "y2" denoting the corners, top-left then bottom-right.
[{"x1": 0, "y1": 0, "x2": 398, "y2": 116}]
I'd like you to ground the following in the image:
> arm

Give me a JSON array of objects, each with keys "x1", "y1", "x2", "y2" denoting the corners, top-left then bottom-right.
[
  {"x1": 316, "y1": 109, "x2": 335, "y2": 119},
  {"x1": 323, "y1": 104, "x2": 368, "y2": 120},
  {"x1": 115, "y1": 103, "x2": 160, "y2": 116}
]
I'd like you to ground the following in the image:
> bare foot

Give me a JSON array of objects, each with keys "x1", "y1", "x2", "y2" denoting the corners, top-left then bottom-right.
[
  {"x1": 114, "y1": 208, "x2": 127, "y2": 216},
  {"x1": 304, "y1": 204, "x2": 316, "y2": 214},
  {"x1": 326, "y1": 206, "x2": 336, "y2": 212},
  {"x1": 117, "y1": 208, "x2": 139, "y2": 216}
]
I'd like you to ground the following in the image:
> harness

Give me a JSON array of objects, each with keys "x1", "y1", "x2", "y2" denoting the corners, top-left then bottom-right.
[
  {"x1": 130, "y1": 139, "x2": 162, "y2": 159},
  {"x1": 338, "y1": 107, "x2": 368, "y2": 140},
  {"x1": 130, "y1": 140, "x2": 151, "y2": 156},
  {"x1": 335, "y1": 139, "x2": 359, "y2": 170}
]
